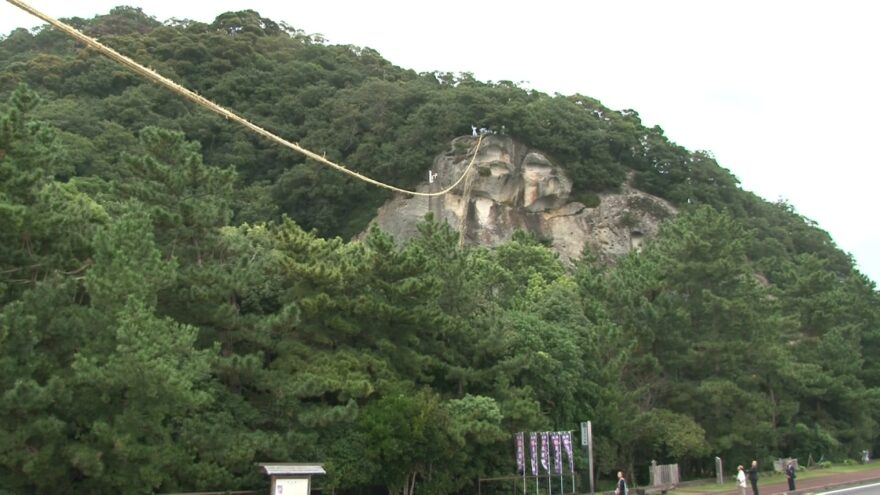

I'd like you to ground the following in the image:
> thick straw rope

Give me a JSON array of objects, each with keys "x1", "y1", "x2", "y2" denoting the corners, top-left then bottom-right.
[{"x1": 5, "y1": 0, "x2": 484, "y2": 197}]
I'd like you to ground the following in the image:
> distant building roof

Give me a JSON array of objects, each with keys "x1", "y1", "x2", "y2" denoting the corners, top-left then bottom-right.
[{"x1": 257, "y1": 463, "x2": 326, "y2": 476}]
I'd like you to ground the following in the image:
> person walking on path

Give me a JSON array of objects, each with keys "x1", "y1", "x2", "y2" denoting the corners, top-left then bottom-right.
[
  {"x1": 737, "y1": 465, "x2": 748, "y2": 495},
  {"x1": 616, "y1": 471, "x2": 628, "y2": 495},
  {"x1": 786, "y1": 461, "x2": 796, "y2": 492},
  {"x1": 749, "y1": 460, "x2": 760, "y2": 495}
]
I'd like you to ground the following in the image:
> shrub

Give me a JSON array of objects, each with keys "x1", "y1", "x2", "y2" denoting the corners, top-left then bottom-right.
[
  {"x1": 574, "y1": 192, "x2": 600, "y2": 208},
  {"x1": 453, "y1": 138, "x2": 472, "y2": 153},
  {"x1": 627, "y1": 195, "x2": 672, "y2": 219},
  {"x1": 620, "y1": 211, "x2": 638, "y2": 228}
]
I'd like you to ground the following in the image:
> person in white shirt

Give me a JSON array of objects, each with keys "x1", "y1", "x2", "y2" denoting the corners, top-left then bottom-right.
[{"x1": 736, "y1": 465, "x2": 747, "y2": 495}]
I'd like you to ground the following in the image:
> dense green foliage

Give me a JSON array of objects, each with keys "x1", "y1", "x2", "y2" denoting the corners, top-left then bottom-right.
[{"x1": 1, "y1": 8, "x2": 879, "y2": 495}]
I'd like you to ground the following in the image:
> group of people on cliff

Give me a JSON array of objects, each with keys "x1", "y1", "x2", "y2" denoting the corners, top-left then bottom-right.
[
  {"x1": 471, "y1": 124, "x2": 505, "y2": 136},
  {"x1": 736, "y1": 460, "x2": 797, "y2": 495}
]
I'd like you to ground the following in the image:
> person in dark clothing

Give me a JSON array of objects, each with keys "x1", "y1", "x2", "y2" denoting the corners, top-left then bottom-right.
[
  {"x1": 616, "y1": 471, "x2": 627, "y2": 495},
  {"x1": 749, "y1": 460, "x2": 759, "y2": 495},
  {"x1": 786, "y1": 461, "x2": 796, "y2": 492}
]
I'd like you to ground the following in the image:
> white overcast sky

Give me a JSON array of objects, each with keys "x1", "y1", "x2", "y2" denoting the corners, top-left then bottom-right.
[{"x1": 2, "y1": 0, "x2": 879, "y2": 284}]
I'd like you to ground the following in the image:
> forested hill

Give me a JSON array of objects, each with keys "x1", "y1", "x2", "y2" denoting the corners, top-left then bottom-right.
[{"x1": 1, "y1": 6, "x2": 879, "y2": 495}]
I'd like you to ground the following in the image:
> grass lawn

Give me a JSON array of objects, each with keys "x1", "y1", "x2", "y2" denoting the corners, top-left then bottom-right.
[{"x1": 668, "y1": 462, "x2": 879, "y2": 495}]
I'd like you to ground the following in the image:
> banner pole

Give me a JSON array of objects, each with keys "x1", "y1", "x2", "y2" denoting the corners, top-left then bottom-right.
[
  {"x1": 548, "y1": 431, "x2": 553, "y2": 495},
  {"x1": 571, "y1": 430, "x2": 576, "y2": 494},
  {"x1": 588, "y1": 422, "x2": 595, "y2": 495},
  {"x1": 532, "y1": 431, "x2": 539, "y2": 495}
]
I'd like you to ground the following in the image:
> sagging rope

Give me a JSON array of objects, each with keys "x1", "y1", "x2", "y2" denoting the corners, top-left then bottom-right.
[{"x1": 4, "y1": 0, "x2": 484, "y2": 197}]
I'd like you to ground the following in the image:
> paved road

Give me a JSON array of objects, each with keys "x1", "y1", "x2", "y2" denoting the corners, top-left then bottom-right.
[{"x1": 818, "y1": 482, "x2": 880, "y2": 495}]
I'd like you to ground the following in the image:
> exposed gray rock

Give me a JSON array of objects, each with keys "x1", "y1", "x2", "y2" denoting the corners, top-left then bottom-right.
[{"x1": 367, "y1": 135, "x2": 676, "y2": 262}]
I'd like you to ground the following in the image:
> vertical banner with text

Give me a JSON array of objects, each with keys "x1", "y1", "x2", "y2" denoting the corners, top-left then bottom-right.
[
  {"x1": 552, "y1": 432, "x2": 563, "y2": 474},
  {"x1": 530, "y1": 432, "x2": 539, "y2": 476},
  {"x1": 516, "y1": 432, "x2": 525, "y2": 474},
  {"x1": 540, "y1": 432, "x2": 550, "y2": 473},
  {"x1": 562, "y1": 432, "x2": 575, "y2": 473}
]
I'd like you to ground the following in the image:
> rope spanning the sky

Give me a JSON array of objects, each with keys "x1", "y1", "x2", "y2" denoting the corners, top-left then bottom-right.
[{"x1": 4, "y1": 0, "x2": 484, "y2": 197}]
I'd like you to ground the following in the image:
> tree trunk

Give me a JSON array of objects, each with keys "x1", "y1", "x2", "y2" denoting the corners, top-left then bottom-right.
[{"x1": 401, "y1": 472, "x2": 418, "y2": 495}]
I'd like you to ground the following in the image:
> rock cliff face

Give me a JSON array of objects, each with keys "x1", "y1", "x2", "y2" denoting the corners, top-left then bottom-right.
[{"x1": 368, "y1": 135, "x2": 676, "y2": 261}]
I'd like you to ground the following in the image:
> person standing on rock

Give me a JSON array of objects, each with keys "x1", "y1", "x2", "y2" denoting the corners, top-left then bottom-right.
[
  {"x1": 786, "y1": 461, "x2": 796, "y2": 492},
  {"x1": 736, "y1": 465, "x2": 748, "y2": 495},
  {"x1": 748, "y1": 460, "x2": 759, "y2": 495},
  {"x1": 472, "y1": 125, "x2": 478, "y2": 136}
]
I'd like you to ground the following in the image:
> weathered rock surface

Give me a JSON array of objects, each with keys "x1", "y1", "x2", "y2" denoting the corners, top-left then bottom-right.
[{"x1": 367, "y1": 135, "x2": 676, "y2": 262}]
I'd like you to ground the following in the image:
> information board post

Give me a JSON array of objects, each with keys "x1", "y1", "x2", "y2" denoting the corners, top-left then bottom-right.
[
  {"x1": 256, "y1": 463, "x2": 325, "y2": 495},
  {"x1": 581, "y1": 421, "x2": 594, "y2": 495}
]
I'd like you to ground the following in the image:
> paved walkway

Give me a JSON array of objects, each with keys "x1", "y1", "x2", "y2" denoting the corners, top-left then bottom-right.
[{"x1": 701, "y1": 466, "x2": 880, "y2": 495}]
